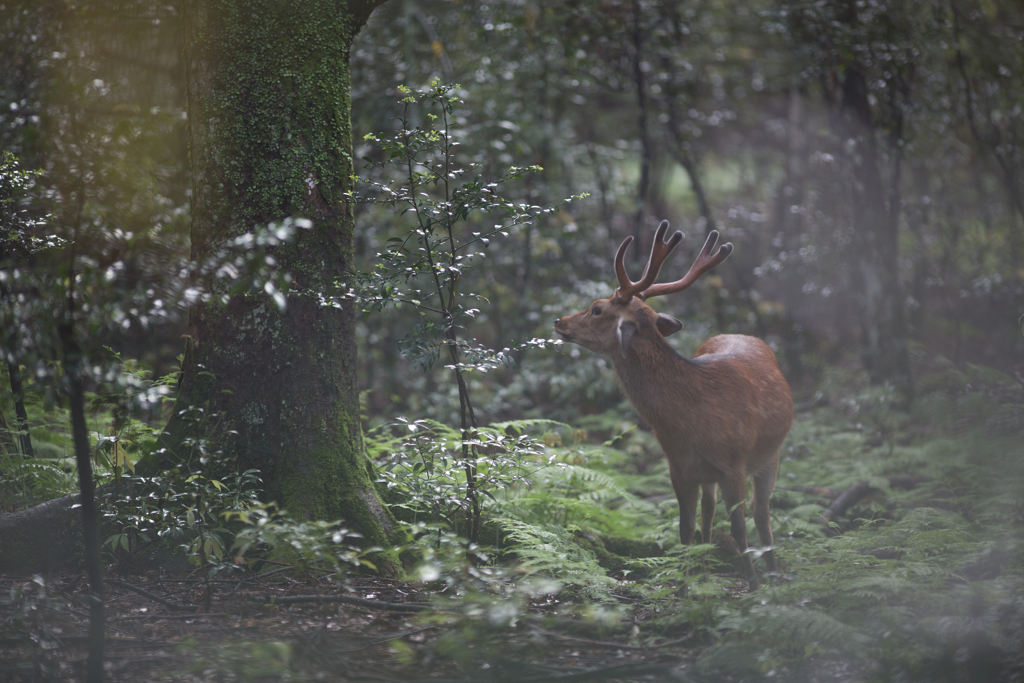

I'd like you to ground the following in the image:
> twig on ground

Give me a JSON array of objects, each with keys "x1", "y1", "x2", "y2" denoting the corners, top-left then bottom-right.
[
  {"x1": 533, "y1": 628, "x2": 694, "y2": 651},
  {"x1": 107, "y1": 578, "x2": 196, "y2": 612},
  {"x1": 887, "y1": 475, "x2": 930, "y2": 490},
  {"x1": 112, "y1": 612, "x2": 226, "y2": 621},
  {"x1": 777, "y1": 485, "x2": 846, "y2": 499},
  {"x1": 250, "y1": 594, "x2": 435, "y2": 613},
  {"x1": 256, "y1": 565, "x2": 295, "y2": 579},
  {"x1": 779, "y1": 474, "x2": 934, "y2": 535}
]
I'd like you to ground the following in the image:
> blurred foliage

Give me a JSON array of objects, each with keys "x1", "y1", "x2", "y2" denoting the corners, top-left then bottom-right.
[
  {"x1": 2, "y1": 0, "x2": 1020, "y2": 425},
  {"x1": 350, "y1": 0, "x2": 1024, "y2": 421}
]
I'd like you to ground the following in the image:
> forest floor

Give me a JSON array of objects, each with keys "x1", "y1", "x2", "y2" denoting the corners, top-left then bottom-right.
[
  {"x1": 0, "y1": 568, "x2": 868, "y2": 683},
  {"x1": 2, "y1": 353, "x2": 1024, "y2": 682}
]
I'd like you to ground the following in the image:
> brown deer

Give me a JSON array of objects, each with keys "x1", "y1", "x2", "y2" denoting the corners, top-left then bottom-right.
[{"x1": 554, "y1": 221, "x2": 793, "y2": 589}]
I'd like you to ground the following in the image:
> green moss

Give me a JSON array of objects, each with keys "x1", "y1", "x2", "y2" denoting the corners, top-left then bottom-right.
[
  {"x1": 199, "y1": 0, "x2": 359, "y2": 256},
  {"x1": 275, "y1": 405, "x2": 400, "y2": 569},
  {"x1": 602, "y1": 535, "x2": 664, "y2": 560},
  {"x1": 572, "y1": 530, "x2": 661, "y2": 579},
  {"x1": 917, "y1": 369, "x2": 968, "y2": 395},
  {"x1": 965, "y1": 362, "x2": 1020, "y2": 391},
  {"x1": 160, "y1": 0, "x2": 400, "y2": 575}
]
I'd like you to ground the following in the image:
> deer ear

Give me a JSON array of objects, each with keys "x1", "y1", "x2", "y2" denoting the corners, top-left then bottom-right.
[
  {"x1": 617, "y1": 318, "x2": 637, "y2": 357},
  {"x1": 656, "y1": 313, "x2": 683, "y2": 337}
]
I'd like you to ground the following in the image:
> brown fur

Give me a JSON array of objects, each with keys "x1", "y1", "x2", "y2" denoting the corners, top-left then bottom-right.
[{"x1": 555, "y1": 295, "x2": 793, "y2": 588}]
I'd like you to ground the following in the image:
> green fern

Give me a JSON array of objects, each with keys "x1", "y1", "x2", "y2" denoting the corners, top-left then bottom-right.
[
  {"x1": 532, "y1": 463, "x2": 633, "y2": 499},
  {"x1": 0, "y1": 456, "x2": 77, "y2": 504},
  {"x1": 841, "y1": 575, "x2": 916, "y2": 603},
  {"x1": 493, "y1": 518, "x2": 614, "y2": 594},
  {"x1": 719, "y1": 603, "x2": 873, "y2": 651},
  {"x1": 488, "y1": 419, "x2": 571, "y2": 435}
]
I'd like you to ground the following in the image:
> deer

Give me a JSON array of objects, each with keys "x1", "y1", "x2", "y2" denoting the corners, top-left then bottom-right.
[{"x1": 554, "y1": 220, "x2": 793, "y2": 589}]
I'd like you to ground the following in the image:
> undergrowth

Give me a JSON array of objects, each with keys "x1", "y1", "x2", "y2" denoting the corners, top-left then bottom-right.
[
  {"x1": 3, "y1": 341, "x2": 1022, "y2": 679},
  {"x1": 360, "y1": 347, "x2": 1024, "y2": 680}
]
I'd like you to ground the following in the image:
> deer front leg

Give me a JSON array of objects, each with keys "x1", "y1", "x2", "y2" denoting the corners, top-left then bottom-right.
[{"x1": 669, "y1": 463, "x2": 700, "y2": 545}]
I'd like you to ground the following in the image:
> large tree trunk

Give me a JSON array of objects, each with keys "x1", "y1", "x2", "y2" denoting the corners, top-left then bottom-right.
[
  {"x1": 0, "y1": 0, "x2": 397, "y2": 574},
  {"x1": 159, "y1": 0, "x2": 395, "y2": 547}
]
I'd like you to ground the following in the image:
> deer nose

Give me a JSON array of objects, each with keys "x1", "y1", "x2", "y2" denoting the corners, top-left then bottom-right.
[{"x1": 554, "y1": 318, "x2": 561, "y2": 325}]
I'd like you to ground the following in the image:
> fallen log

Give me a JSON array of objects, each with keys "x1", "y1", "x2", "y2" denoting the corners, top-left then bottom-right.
[
  {"x1": 0, "y1": 493, "x2": 83, "y2": 573},
  {"x1": 814, "y1": 476, "x2": 932, "y2": 536},
  {"x1": 780, "y1": 475, "x2": 929, "y2": 503},
  {"x1": 819, "y1": 480, "x2": 874, "y2": 535}
]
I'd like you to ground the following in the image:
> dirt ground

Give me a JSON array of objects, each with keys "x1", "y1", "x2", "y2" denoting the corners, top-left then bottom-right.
[
  {"x1": 0, "y1": 569, "x2": 872, "y2": 682},
  {"x1": 0, "y1": 569, "x2": 704, "y2": 683}
]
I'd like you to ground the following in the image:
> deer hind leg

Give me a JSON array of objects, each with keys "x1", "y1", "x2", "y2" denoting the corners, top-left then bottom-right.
[
  {"x1": 751, "y1": 456, "x2": 779, "y2": 573},
  {"x1": 699, "y1": 483, "x2": 717, "y2": 545},
  {"x1": 720, "y1": 477, "x2": 758, "y2": 590}
]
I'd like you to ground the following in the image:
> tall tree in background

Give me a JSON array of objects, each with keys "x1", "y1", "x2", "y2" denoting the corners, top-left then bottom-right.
[{"x1": 164, "y1": 0, "x2": 395, "y2": 548}]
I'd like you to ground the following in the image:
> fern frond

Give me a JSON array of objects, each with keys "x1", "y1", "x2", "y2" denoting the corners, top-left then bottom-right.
[
  {"x1": 0, "y1": 458, "x2": 77, "y2": 499},
  {"x1": 841, "y1": 575, "x2": 915, "y2": 603},
  {"x1": 532, "y1": 464, "x2": 633, "y2": 500},
  {"x1": 487, "y1": 419, "x2": 571, "y2": 435},
  {"x1": 494, "y1": 518, "x2": 614, "y2": 590},
  {"x1": 719, "y1": 603, "x2": 872, "y2": 650}
]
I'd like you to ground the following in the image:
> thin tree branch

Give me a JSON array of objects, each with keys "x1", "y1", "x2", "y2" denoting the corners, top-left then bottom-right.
[{"x1": 107, "y1": 579, "x2": 197, "y2": 613}]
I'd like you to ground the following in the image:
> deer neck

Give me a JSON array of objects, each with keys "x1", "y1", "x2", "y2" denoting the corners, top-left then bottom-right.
[{"x1": 611, "y1": 332, "x2": 698, "y2": 429}]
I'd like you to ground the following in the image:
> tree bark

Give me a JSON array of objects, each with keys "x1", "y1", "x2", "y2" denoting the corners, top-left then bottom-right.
[
  {"x1": 155, "y1": 0, "x2": 396, "y2": 561},
  {"x1": 59, "y1": 322, "x2": 105, "y2": 683},
  {"x1": 6, "y1": 364, "x2": 33, "y2": 457},
  {"x1": 838, "y1": 66, "x2": 912, "y2": 398},
  {"x1": 0, "y1": 402, "x2": 16, "y2": 455},
  {"x1": 772, "y1": 87, "x2": 809, "y2": 384}
]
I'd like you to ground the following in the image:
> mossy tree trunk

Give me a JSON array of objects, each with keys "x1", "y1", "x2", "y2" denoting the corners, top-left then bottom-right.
[
  {"x1": 0, "y1": 0, "x2": 396, "y2": 575},
  {"x1": 162, "y1": 0, "x2": 396, "y2": 553}
]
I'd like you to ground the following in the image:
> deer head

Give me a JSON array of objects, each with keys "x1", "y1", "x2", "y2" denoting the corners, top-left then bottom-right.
[{"x1": 554, "y1": 220, "x2": 733, "y2": 358}]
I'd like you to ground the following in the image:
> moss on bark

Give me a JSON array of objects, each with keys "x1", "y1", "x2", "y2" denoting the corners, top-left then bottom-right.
[{"x1": 155, "y1": 0, "x2": 398, "y2": 570}]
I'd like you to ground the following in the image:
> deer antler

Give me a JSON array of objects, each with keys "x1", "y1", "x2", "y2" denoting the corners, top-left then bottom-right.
[
  {"x1": 638, "y1": 229, "x2": 732, "y2": 300},
  {"x1": 613, "y1": 221, "x2": 684, "y2": 301}
]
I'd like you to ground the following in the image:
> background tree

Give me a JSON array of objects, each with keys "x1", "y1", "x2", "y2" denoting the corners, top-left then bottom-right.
[{"x1": 346, "y1": 0, "x2": 1023, "y2": 425}]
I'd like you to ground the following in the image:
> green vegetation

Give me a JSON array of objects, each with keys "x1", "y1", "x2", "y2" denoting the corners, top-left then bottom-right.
[{"x1": 9, "y1": 341, "x2": 1017, "y2": 677}]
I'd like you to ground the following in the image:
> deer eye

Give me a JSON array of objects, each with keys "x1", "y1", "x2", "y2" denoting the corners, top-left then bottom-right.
[{"x1": 592, "y1": 306, "x2": 602, "y2": 316}]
